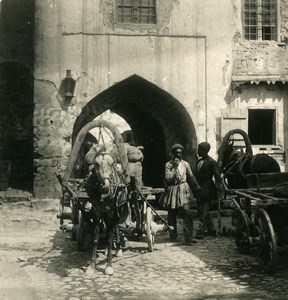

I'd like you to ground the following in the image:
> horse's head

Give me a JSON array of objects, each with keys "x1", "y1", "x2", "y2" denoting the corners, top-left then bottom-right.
[
  {"x1": 93, "y1": 145, "x2": 119, "y2": 200},
  {"x1": 94, "y1": 153, "x2": 115, "y2": 199}
]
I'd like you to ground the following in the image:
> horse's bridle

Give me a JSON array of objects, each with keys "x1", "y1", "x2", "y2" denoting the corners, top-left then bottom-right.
[{"x1": 95, "y1": 152, "x2": 126, "y2": 202}]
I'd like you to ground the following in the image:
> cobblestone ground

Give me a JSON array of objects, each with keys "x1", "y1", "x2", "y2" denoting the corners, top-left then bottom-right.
[{"x1": 0, "y1": 200, "x2": 288, "y2": 300}]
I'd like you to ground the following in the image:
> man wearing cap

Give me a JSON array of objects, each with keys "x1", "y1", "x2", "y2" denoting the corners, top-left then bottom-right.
[
  {"x1": 159, "y1": 144, "x2": 200, "y2": 245},
  {"x1": 196, "y1": 142, "x2": 222, "y2": 239}
]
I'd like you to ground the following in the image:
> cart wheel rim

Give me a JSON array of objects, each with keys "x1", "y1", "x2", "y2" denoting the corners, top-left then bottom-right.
[
  {"x1": 254, "y1": 208, "x2": 278, "y2": 273},
  {"x1": 146, "y1": 207, "x2": 154, "y2": 252},
  {"x1": 77, "y1": 210, "x2": 86, "y2": 251},
  {"x1": 232, "y1": 208, "x2": 251, "y2": 254}
]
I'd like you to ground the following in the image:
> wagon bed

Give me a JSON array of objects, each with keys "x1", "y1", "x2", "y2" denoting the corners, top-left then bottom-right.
[
  {"x1": 225, "y1": 173, "x2": 288, "y2": 273},
  {"x1": 227, "y1": 187, "x2": 288, "y2": 208},
  {"x1": 58, "y1": 176, "x2": 166, "y2": 252},
  {"x1": 62, "y1": 178, "x2": 164, "y2": 200}
]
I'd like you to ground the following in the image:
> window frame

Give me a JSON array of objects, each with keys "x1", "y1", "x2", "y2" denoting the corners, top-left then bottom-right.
[
  {"x1": 116, "y1": 0, "x2": 157, "y2": 25},
  {"x1": 242, "y1": 0, "x2": 280, "y2": 42}
]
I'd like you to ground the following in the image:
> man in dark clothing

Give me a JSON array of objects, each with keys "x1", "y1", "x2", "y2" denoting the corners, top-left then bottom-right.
[{"x1": 195, "y1": 142, "x2": 222, "y2": 239}]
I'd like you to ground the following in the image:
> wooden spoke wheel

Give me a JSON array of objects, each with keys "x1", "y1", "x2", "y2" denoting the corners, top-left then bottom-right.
[
  {"x1": 254, "y1": 208, "x2": 278, "y2": 273},
  {"x1": 71, "y1": 204, "x2": 80, "y2": 241},
  {"x1": 146, "y1": 206, "x2": 154, "y2": 252},
  {"x1": 77, "y1": 211, "x2": 87, "y2": 251},
  {"x1": 232, "y1": 208, "x2": 251, "y2": 254}
]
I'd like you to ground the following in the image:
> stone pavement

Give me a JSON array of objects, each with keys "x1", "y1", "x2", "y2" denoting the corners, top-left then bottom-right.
[{"x1": 0, "y1": 199, "x2": 288, "y2": 300}]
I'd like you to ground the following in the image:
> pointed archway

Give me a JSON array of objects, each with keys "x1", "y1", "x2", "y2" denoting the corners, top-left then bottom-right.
[{"x1": 72, "y1": 75, "x2": 197, "y2": 187}]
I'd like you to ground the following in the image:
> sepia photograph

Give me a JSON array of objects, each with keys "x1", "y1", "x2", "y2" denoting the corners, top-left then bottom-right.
[{"x1": 0, "y1": 0, "x2": 288, "y2": 299}]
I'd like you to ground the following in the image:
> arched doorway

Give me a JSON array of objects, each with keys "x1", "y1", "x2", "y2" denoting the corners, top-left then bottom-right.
[
  {"x1": 72, "y1": 75, "x2": 197, "y2": 188},
  {"x1": 0, "y1": 62, "x2": 34, "y2": 191}
]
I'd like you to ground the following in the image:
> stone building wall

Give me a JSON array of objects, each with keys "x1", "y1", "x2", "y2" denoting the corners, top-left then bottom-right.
[
  {"x1": 233, "y1": 0, "x2": 288, "y2": 76},
  {"x1": 227, "y1": 0, "x2": 288, "y2": 170},
  {"x1": 32, "y1": 0, "x2": 234, "y2": 198},
  {"x1": 3, "y1": 0, "x2": 288, "y2": 197}
]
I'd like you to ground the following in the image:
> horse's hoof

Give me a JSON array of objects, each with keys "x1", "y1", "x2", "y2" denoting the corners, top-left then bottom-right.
[
  {"x1": 85, "y1": 265, "x2": 94, "y2": 277},
  {"x1": 104, "y1": 266, "x2": 114, "y2": 275},
  {"x1": 105, "y1": 248, "x2": 108, "y2": 256},
  {"x1": 116, "y1": 249, "x2": 123, "y2": 257}
]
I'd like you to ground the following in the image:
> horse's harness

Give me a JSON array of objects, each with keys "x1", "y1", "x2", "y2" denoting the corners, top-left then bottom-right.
[
  {"x1": 95, "y1": 151, "x2": 128, "y2": 210},
  {"x1": 223, "y1": 150, "x2": 252, "y2": 178}
]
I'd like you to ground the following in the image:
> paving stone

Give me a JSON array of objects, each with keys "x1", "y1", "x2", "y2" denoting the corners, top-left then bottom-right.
[{"x1": 2, "y1": 209, "x2": 288, "y2": 300}]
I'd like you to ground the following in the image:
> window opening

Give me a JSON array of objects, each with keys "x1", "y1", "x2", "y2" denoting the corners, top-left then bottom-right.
[
  {"x1": 248, "y1": 109, "x2": 276, "y2": 145},
  {"x1": 117, "y1": 0, "x2": 156, "y2": 24},
  {"x1": 243, "y1": 0, "x2": 277, "y2": 41}
]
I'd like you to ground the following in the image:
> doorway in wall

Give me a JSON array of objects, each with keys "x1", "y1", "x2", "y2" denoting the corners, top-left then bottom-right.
[
  {"x1": 0, "y1": 62, "x2": 34, "y2": 191},
  {"x1": 248, "y1": 108, "x2": 276, "y2": 145},
  {"x1": 72, "y1": 75, "x2": 197, "y2": 188}
]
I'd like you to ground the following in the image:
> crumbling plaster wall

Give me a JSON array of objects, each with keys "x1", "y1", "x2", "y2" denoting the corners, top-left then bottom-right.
[
  {"x1": 232, "y1": 0, "x2": 288, "y2": 76},
  {"x1": 228, "y1": 83, "x2": 288, "y2": 170},
  {"x1": 34, "y1": 0, "x2": 234, "y2": 198},
  {"x1": 226, "y1": 0, "x2": 288, "y2": 170}
]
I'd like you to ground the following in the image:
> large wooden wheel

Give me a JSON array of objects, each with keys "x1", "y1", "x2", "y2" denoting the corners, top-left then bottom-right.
[
  {"x1": 77, "y1": 211, "x2": 87, "y2": 251},
  {"x1": 218, "y1": 129, "x2": 253, "y2": 170},
  {"x1": 145, "y1": 206, "x2": 154, "y2": 252},
  {"x1": 71, "y1": 203, "x2": 80, "y2": 241},
  {"x1": 232, "y1": 208, "x2": 251, "y2": 254},
  {"x1": 254, "y1": 209, "x2": 278, "y2": 273}
]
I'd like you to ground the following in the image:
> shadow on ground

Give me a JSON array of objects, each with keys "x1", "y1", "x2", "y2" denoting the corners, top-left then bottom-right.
[{"x1": 8, "y1": 201, "x2": 288, "y2": 299}]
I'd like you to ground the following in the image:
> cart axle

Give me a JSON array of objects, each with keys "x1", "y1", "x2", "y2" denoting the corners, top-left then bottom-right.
[{"x1": 57, "y1": 212, "x2": 72, "y2": 220}]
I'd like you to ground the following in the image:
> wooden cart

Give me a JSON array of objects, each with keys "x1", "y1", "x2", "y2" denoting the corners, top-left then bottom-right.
[
  {"x1": 57, "y1": 180, "x2": 166, "y2": 252},
  {"x1": 218, "y1": 128, "x2": 288, "y2": 273},
  {"x1": 57, "y1": 120, "x2": 169, "y2": 253},
  {"x1": 225, "y1": 172, "x2": 288, "y2": 273}
]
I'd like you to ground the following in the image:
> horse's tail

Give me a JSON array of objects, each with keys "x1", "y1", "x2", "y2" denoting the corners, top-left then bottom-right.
[{"x1": 217, "y1": 128, "x2": 253, "y2": 170}]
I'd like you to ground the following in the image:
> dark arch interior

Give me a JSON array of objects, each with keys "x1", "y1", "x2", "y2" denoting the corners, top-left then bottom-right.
[
  {"x1": 0, "y1": 62, "x2": 34, "y2": 191},
  {"x1": 113, "y1": 105, "x2": 166, "y2": 187},
  {"x1": 72, "y1": 75, "x2": 197, "y2": 188}
]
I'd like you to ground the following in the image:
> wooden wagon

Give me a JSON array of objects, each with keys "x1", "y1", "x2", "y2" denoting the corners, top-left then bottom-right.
[
  {"x1": 56, "y1": 120, "x2": 169, "y2": 253},
  {"x1": 218, "y1": 128, "x2": 288, "y2": 273},
  {"x1": 226, "y1": 174, "x2": 288, "y2": 273}
]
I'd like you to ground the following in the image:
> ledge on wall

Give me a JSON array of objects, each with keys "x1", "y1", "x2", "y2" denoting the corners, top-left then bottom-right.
[
  {"x1": 232, "y1": 74, "x2": 288, "y2": 85},
  {"x1": 232, "y1": 75, "x2": 288, "y2": 92}
]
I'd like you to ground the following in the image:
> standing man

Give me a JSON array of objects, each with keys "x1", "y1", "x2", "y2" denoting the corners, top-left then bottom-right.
[
  {"x1": 195, "y1": 142, "x2": 222, "y2": 239},
  {"x1": 159, "y1": 144, "x2": 201, "y2": 245}
]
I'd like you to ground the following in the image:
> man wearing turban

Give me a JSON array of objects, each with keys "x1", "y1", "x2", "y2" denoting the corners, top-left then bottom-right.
[
  {"x1": 195, "y1": 142, "x2": 222, "y2": 239},
  {"x1": 159, "y1": 144, "x2": 200, "y2": 245}
]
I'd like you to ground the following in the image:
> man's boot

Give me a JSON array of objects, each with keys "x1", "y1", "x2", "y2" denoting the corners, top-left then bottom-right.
[
  {"x1": 195, "y1": 221, "x2": 205, "y2": 239},
  {"x1": 183, "y1": 210, "x2": 196, "y2": 245},
  {"x1": 169, "y1": 229, "x2": 178, "y2": 242}
]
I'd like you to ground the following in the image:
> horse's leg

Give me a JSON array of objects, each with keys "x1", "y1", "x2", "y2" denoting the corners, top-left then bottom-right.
[
  {"x1": 86, "y1": 223, "x2": 99, "y2": 277},
  {"x1": 114, "y1": 225, "x2": 123, "y2": 257},
  {"x1": 104, "y1": 223, "x2": 114, "y2": 275}
]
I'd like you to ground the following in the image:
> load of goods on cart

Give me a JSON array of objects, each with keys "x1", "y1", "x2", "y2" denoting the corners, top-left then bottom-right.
[
  {"x1": 217, "y1": 128, "x2": 288, "y2": 273},
  {"x1": 56, "y1": 120, "x2": 171, "y2": 275}
]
